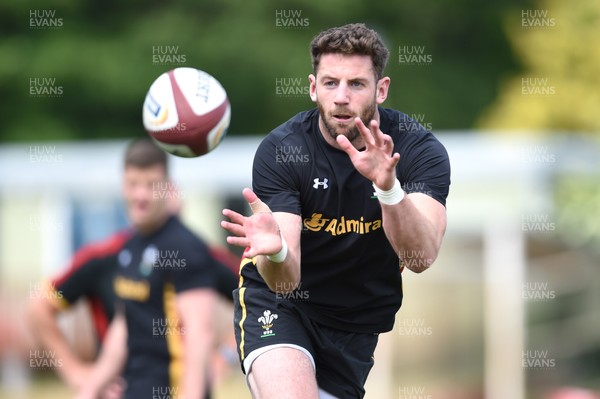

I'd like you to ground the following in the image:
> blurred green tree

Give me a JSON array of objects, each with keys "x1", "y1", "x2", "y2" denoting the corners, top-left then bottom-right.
[
  {"x1": 1, "y1": 0, "x2": 524, "y2": 142},
  {"x1": 477, "y1": 0, "x2": 600, "y2": 133}
]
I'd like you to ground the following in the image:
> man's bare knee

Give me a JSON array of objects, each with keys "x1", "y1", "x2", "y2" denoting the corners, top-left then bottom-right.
[{"x1": 247, "y1": 347, "x2": 318, "y2": 399}]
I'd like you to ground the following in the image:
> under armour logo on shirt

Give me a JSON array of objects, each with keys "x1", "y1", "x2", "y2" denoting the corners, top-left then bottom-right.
[{"x1": 313, "y1": 178, "x2": 328, "y2": 189}]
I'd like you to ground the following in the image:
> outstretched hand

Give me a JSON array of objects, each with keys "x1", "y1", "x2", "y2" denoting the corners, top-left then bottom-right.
[
  {"x1": 221, "y1": 188, "x2": 283, "y2": 259},
  {"x1": 336, "y1": 117, "x2": 400, "y2": 190}
]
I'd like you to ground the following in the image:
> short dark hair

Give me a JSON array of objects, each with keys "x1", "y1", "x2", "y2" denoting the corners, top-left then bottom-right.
[
  {"x1": 310, "y1": 23, "x2": 389, "y2": 80},
  {"x1": 124, "y1": 138, "x2": 168, "y2": 173}
]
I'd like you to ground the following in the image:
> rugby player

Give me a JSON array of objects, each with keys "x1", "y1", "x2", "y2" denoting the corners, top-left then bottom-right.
[
  {"x1": 29, "y1": 138, "x2": 237, "y2": 399},
  {"x1": 222, "y1": 23, "x2": 451, "y2": 399}
]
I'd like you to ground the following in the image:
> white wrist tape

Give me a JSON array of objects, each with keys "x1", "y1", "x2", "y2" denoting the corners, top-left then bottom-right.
[
  {"x1": 373, "y1": 178, "x2": 405, "y2": 205},
  {"x1": 266, "y1": 234, "x2": 288, "y2": 263}
]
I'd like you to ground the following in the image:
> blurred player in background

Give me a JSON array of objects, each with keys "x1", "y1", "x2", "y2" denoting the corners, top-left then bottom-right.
[
  {"x1": 28, "y1": 138, "x2": 238, "y2": 399},
  {"x1": 27, "y1": 227, "x2": 131, "y2": 396},
  {"x1": 222, "y1": 23, "x2": 450, "y2": 399}
]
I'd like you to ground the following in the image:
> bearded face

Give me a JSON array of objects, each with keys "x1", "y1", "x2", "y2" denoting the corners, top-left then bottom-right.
[
  {"x1": 317, "y1": 96, "x2": 377, "y2": 145},
  {"x1": 309, "y1": 53, "x2": 389, "y2": 148}
]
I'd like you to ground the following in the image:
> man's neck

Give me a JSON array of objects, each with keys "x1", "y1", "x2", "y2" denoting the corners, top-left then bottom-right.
[{"x1": 137, "y1": 212, "x2": 171, "y2": 236}]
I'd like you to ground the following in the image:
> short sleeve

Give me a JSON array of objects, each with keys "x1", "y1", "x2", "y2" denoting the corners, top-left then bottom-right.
[
  {"x1": 252, "y1": 134, "x2": 302, "y2": 215},
  {"x1": 170, "y1": 240, "x2": 219, "y2": 294},
  {"x1": 51, "y1": 254, "x2": 103, "y2": 306},
  {"x1": 397, "y1": 132, "x2": 451, "y2": 207},
  {"x1": 49, "y1": 230, "x2": 128, "y2": 308},
  {"x1": 209, "y1": 246, "x2": 240, "y2": 301}
]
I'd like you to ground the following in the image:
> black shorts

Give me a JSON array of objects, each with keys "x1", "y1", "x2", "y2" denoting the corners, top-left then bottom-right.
[{"x1": 233, "y1": 286, "x2": 379, "y2": 399}]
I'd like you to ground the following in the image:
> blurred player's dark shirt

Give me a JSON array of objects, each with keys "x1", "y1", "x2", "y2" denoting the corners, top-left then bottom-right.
[
  {"x1": 51, "y1": 229, "x2": 132, "y2": 341},
  {"x1": 51, "y1": 228, "x2": 238, "y2": 343},
  {"x1": 115, "y1": 215, "x2": 234, "y2": 399}
]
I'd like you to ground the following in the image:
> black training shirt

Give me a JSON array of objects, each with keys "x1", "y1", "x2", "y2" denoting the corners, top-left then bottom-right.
[{"x1": 243, "y1": 107, "x2": 450, "y2": 333}]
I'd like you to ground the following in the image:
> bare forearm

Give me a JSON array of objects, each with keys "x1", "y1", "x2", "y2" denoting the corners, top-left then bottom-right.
[
  {"x1": 256, "y1": 252, "x2": 301, "y2": 293},
  {"x1": 381, "y1": 195, "x2": 442, "y2": 272},
  {"x1": 86, "y1": 316, "x2": 127, "y2": 395},
  {"x1": 181, "y1": 330, "x2": 214, "y2": 398},
  {"x1": 256, "y1": 212, "x2": 302, "y2": 293},
  {"x1": 177, "y1": 289, "x2": 218, "y2": 398},
  {"x1": 88, "y1": 348, "x2": 126, "y2": 393},
  {"x1": 27, "y1": 300, "x2": 85, "y2": 381}
]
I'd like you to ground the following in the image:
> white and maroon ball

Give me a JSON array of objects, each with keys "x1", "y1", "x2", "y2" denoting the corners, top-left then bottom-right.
[{"x1": 142, "y1": 67, "x2": 230, "y2": 157}]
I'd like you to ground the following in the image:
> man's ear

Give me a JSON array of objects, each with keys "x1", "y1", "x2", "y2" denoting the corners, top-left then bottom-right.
[
  {"x1": 308, "y1": 74, "x2": 317, "y2": 102},
  {"x1": 376, "y1": 76, "x2": 391, "y2": 104}
]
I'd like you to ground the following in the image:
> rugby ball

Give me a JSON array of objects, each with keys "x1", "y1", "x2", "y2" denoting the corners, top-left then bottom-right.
[{"x1": 142, "y1": 67, "x2": 230, "y2": 157}]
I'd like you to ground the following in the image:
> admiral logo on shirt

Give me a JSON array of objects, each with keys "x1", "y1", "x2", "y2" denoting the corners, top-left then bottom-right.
[
  {"x1": 114, "y1": 276, "x2": 150, "y2": 302},
  {"x1": 303, "y1": 213, "x2": 382, "y2": 236}
]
